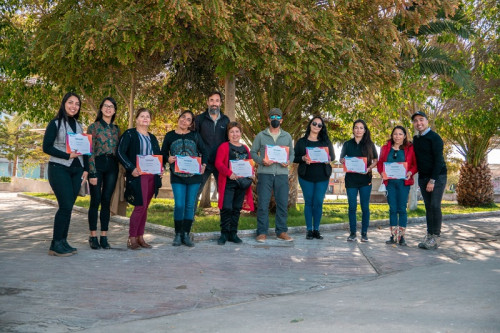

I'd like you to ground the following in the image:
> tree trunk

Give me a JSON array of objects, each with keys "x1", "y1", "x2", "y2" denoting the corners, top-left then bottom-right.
[
  {"x1": 128, "y1": 71, "x2": 136, "y2": 129},
  {"x1": 39, "y1": 162, "x2": 46, "y2": 179},
  {"x1": 456, "y1": 160, "x2": 494, "y2": 206},
  {"x1": 224, "y1": 74, "x2": 236, "y2": 121},
  {"x1": 12, "y1": 156, "x2": 18, "y2": 178},
  {"x1": 199, "y1": 176, "x2": 212, "y2": 208}
]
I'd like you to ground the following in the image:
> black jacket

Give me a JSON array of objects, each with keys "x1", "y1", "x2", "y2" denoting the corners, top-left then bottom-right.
[
  {"x1": 194, "y1": 109, "x2": 230, "y2": 164},
  {"x1": 117, "y1": 128, "x2": 162, "y2": 205}
]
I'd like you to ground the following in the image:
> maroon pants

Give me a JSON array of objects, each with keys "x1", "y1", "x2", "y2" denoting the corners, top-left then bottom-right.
[{"x1": 129, "y1": 174, "x2": 155, "y2": 237}]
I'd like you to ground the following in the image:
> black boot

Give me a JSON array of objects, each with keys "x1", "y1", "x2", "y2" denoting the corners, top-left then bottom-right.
[
  {"x1": 89, "y1": 236, "x2": 101, "y2": 249},
  {"x1": 306, "y1": 230, "x2": 314, "y2": 240},
  {"x1": 48, "y1": 240, "x2": 73, "y2": 257},
  {"x1": 312, "y1": 230, "x2": 323, "y2": 240},
  {"x1": 228, "y1": 231, "x2": 242, "y2": 244},
  {"x1": 181, "y1": 232, "x2": 194, "y2": 247},
  {"x1": 62, "y1": 239, "x2": 78, "y2": 253},
  {"x1": 386, "y1": 235, "x2": 396, "y2": 244},
  {"x1": 217, "y1": 232, "x2": 228, "y2": 245},
  {"x1": 172, "y1": 233, "x2": 182, "y2": 246},
  {"x1": 100, "y1": 236, "x2": 111, "y2": 249}
]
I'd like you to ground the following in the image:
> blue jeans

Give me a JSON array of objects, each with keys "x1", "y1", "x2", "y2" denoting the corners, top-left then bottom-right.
[
  {"x1": 171, "y1": 182, "x2": 201, "y2": 221},
  {"x1": 386, "y1": 179, "x2": 410, "y2": 228},
  {"x1": 346, "y1": 185, "x2": 372, "y2": 234},
  {"x1": 298, "y1": 178, "x2": 329, "y2": 231},
  {"x1": 418, "y1": 174, "x2": 447, "y2": 236},
  {"x1": 256, "y1": 174, "x2": 289, "y2": 236}
]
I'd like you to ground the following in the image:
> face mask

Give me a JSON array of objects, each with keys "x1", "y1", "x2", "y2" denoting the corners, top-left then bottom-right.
[
  {"x1": 209, "y1": 107, "x2": 220, "y2": 115},
  {"x1": 271, "y1": 119, "x2": 280, "y2": 128}
]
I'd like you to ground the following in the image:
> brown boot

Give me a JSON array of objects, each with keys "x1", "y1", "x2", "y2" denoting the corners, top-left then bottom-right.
[
  {"x1": 137, "y1": 235, "x2": 152, "y2": 248},
  {"x1": 127, "y1": 237, "x2": 141, "y2": 250}
]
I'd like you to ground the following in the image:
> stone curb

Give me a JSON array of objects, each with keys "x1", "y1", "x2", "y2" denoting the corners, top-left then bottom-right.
[{"x1": 17, "y1": 193, "x2": 500, "y2": 241}]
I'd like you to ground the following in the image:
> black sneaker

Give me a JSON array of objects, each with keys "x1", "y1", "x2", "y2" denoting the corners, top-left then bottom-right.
[
  {"x1": 347, "y1": 232, "x2": 356, "y2": 242},
  {"x1": 360, "y1": 233, "x2": 369, "y2": 242},
  {"x1": 306, "y1": 230, "x2": 314, "y2": 240},
  {"x1": 313, "y1": 230, "x2": 323, "y2": 240},
  {"x1": 386, "y1": 235, "x2": 396, "y2": 244},
  {"x1": 217, "y1": 232, "x2": 227, "y2": 245}
]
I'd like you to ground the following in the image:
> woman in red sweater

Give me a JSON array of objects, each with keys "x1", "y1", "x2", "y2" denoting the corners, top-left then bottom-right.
[
  {"x1": 377, "y1": 126, "x2": 418, "y2": 246},
  {"x1": 215, "y1": 122, "x2": 254, "y2": 245}
]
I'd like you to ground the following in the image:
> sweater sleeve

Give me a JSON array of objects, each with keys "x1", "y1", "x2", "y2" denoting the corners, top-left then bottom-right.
[
  {"x1": 328, "y1": 141, "x2": 335, "y2": 162},
  {"x1": 87, "y1": 123, "x2": 97, "y2": 177},
  {"x1": 339, "y1": 141, "x2": 348, "y2": 159},
  {"x1": 160, "y1": 133, "x2": 171, "y2": 168},
  {"x1": 293, "y1": 138, "x2": 305, "y2": 164},
  {"x1": 250, "y1": 133, "x2": 263, "y2": 165},
  {"x1": 42, "y1": 120, "x2": 71, "y2": 160},
  {"x1": 431, "y1": 133, "x2": 445, "y2": 180},
  {"x1": 287, "y1": 133, "x2": 294, "y2": 164}
]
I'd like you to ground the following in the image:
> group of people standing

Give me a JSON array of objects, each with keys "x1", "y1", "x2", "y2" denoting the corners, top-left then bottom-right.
[{"x1": 43, "y1": 91, "x2": 447, "y2": 257}]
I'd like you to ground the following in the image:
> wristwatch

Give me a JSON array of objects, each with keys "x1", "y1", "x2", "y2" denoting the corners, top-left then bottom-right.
[{"x1": 429, "y1": 179, "x2": 435, "y2": 184}]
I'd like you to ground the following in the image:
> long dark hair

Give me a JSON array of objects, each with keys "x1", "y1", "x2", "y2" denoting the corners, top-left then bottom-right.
[
  {"x1": 178, "y1": 110, "x2": 195, "y2": 131},
  {"x1": 390, "y1": 125, "x2": 409, "y2": 148},
  {"x1": 304, "y1": 115, "x2": 330, "y2": 143},
  {"x1": 353, "y1": 119, "x2": 375, "y2": 163},
  {"x1": 95, "y1": 97, "x2": 117, "y2": 123}
]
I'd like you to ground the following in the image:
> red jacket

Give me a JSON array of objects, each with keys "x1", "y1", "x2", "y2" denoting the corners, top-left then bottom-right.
[
  {"x1": 215, "y1": 142, "x2": 255, "y2": 211},
  {"x1": 377, "y1": 140, "x2": 418, "y2": 186}
]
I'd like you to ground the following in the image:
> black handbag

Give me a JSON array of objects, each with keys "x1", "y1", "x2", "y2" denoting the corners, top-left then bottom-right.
[
  {"x1": 235, "y1": 177, "x2": 253, "y2": 190},
  {"x1": 124, "y1": 176, "x2": 143, "y2": 206}
]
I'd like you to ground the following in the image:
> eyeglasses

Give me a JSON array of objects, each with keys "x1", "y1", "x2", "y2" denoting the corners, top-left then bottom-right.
[
  {"x1": 270, "y1": 115, "x2": 282, "y2": 120},
  {"x1": 102, "y1": 104, "x2": 115, "y2": 109},
  {"x1": 312, "y1": 121, "x2": 323, "y2": 128}
]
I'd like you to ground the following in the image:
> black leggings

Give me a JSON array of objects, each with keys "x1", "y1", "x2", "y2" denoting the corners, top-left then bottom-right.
[
  {"x1": 48, "y1": 162, "x2": 83, "y2": 241},
  {"x1": 88, "y1": 156, "x2": 118, "y2": 232}
]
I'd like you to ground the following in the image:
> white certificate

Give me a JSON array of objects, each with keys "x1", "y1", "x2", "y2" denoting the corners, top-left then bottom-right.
[
  {"x1": 343, "y1": 156, "x2": 367, "y2": 173},
  {"x1": 383, "y1": 162, "x2": 407, "y2": 180},
  {"x1": 265, "y1": 145, "x2": 289, "y2": 164},
  {"x1": 136, "y1": 155, "x2": 163, "y2": 175},
  {"x1": 175, "y1": 155, "x2": 201, "y2": 175},
  {"x1": 230, "y1": 159, "x2": 254, "y2": 177},
  {"x1": 306, "y1": 147, "x2": 329, "y2": 163},
  {"x1": 66, "y1": 133, "x2": 92, "y2": 155}
]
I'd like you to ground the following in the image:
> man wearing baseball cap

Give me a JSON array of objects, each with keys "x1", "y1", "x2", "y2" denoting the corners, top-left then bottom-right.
[
  {"x1": 412, "y1": 111, "x2": 447, "y2": 249},
  {"x1": 251, "y1": 108, "x2": 295, "y2": 242}
]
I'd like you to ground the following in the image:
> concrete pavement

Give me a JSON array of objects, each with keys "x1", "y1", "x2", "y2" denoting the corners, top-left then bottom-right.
[{"x1": 0, "y1": 191, "x2": 499, "y2": 332}]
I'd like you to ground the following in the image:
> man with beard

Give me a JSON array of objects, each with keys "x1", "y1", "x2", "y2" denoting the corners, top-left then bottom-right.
[
  {"x1": 194, "y1": 91, "x2": 230, "y2": 211},
  {"x1": 251, "y1": 108, "x2": 295, "y2": 243}
]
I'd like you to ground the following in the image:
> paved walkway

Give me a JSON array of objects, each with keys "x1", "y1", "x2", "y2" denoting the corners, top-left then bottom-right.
[{"x1": 0, "y1": 192, "x2": 499, "y2": 332}]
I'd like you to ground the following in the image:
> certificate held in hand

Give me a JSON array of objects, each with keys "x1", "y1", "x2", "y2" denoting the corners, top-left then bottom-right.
[
  {"x1": 306, "y1": 147, "x2": 329, "y2": 163},
  {"x1": 66, "y1": 133, "x2": 92, "y2": 155},
  {"x1": 230, "y1": 159, "x2": 254, "y2": 177},
  {"x1": 175, "y1": 155, "x2": 202, "y2": 175},
  {"x1": 136, "y1": 155, "x2": 163, "y2": 175},
  {"x1": 264, "y1": 145, "x2": 289, "y2": 164},
  {"x1": 382, "y1": 162, "x2": 407, "y2": 180},
  {"x1": 343, "y1": 156, "x2": 367, "y2": 173}
]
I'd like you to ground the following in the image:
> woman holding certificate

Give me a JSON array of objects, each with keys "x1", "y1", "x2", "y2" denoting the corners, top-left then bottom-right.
[
  {"x1": 117, "y1": 108, "x2": 162, "y2": 250},
  {"x1": 86, "y1": 97, "x2": 120, "y2": 250},
  {"x1": 215, "y1": 122, "x2": 255, "y2": 245},
  {"x1": 161, "y1": 110, "x2": 208, "y2": 247},
  {"x1": 377, "y1": 126, "x2": 417, "y2": 246},
  {"x1": 294, "y1": 116, "x2": 335, "y2": 240},
  {"x1": 43, "y1": 92, "x2": 89, "y2": 257},
  {"x1": 339, "y1": 119, "x2": 378, "y2": 242}
]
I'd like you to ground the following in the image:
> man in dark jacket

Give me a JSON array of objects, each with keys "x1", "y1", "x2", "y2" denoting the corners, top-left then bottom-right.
[
  {"x1": 194, "y1": 91, "x2": 230, "y2": 209},
  {"x1": 412, "y1": 111, "x2": 447, "y2": 250}
]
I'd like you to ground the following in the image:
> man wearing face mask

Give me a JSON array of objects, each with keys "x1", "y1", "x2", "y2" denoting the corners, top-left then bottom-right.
[
  {"x1": 251, "y1": 108, "x2": 295, "y2": 242},
  {"x1": 194, "y1": 91, "x2": 230, "y2": 211}
]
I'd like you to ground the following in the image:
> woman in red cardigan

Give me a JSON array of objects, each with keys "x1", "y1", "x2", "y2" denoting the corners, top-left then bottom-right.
[
  {"x1": 215, "y1": 122, "x2": 255, "y2": 245},
  {"x1": 377, "y1": 126, "x2": 418, "y2": 246}
]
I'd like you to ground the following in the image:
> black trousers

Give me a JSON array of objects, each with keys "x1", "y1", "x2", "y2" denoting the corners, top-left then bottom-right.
[
  {"x1": 418, "y1": 174, "x2": 447, "y2": 236},
  {"x1": 88, "y1": 156, "x2": 119, "y2": 232},
  {"x1": 220, "y1": 180, "x2": 246, "y2": 232},
  {"x1": 48, "y1": 162, "x2": 83, "y2": 241}
]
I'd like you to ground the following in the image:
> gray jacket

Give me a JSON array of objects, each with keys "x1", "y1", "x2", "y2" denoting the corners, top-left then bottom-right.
[
  {"x1": 251, "y1": 128, "x2": 294, "y2": 175},
  {"x1": 49, "y1": 119, "x2": 84, "y2": 167}
]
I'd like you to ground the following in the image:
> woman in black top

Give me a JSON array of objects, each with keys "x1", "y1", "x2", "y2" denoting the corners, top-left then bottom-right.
[
  {"x1": 87, "y1": 97, "x2": 120, "y2": 250},
  {"x1": 294, "y1": 116, "x2": 335, "y2": 240},
  {"x1": 339, "y1": 119, "x2": 378, "y2": 242},
  {"x1": 161, "y1": 110, "x2": 208, "y2": 247},
  {"x1": 117, "y1": 108, "x2": 162, "y2": 250},
  {"x1": 43, "y1": 92, "x2": 89, "y2": 257}
]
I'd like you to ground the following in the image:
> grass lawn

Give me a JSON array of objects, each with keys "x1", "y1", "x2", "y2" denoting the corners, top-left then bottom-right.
[{"x1": 27, "y1": 192, "x2": 500, "y2": 233}]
